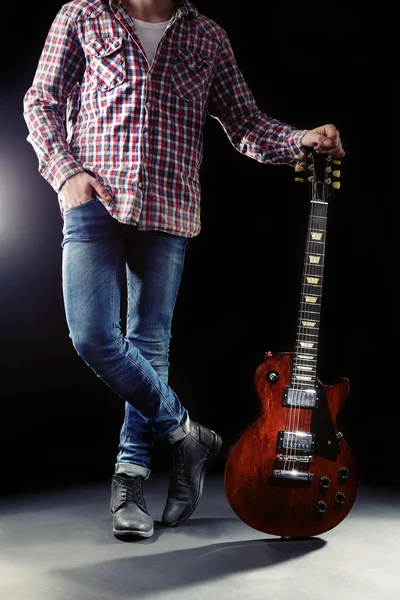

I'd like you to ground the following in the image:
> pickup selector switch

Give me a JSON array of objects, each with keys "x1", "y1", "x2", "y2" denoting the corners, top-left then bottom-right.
[{"x1": 266, "y1": 370, "x2": 280, "y2": 384}]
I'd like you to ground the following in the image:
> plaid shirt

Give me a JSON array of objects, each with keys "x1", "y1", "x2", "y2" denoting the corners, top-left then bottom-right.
[{"x1": 23, "y1": 0, "x2": 306, "y2": 237}]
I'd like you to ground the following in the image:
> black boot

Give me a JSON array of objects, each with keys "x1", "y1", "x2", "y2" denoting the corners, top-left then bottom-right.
[
  {"x1": 110, "y1": 474, "x2": 154, "y2": 539},
  {"x1": 162, "y1": 421, "x2": 223, "y2": 526}
]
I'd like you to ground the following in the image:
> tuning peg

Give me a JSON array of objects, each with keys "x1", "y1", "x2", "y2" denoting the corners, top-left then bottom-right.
[
  {"x1": 332, "y1": 170, "x2": 341, "y2": 178},
  {"x1": 295, "y1": 177, "x2": 305, "y2": 183},
  {"x1": 333, "y1": 160, "x2": 342, "y2": 165},
  {"x1": 295, "y1": 165, "x2": 305, "y2": 172},
  {"x1": 332, "y1": 182, "x2": 341, "y2": 190}
]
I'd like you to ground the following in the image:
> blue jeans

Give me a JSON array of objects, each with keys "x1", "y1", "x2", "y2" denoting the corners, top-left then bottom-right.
[{"x1": 61, "y1": 197, "x2": 189, "y2": 478}]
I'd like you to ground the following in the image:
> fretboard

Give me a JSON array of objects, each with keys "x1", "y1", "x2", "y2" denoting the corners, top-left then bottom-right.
[{"x1": 291, "y1": 199, "x2": 328, "y2": 388}]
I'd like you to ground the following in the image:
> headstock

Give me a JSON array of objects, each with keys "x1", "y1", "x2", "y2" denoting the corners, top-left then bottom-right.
[{"x1": 294, "y1": 150, "x2": 342, "y2": 203}]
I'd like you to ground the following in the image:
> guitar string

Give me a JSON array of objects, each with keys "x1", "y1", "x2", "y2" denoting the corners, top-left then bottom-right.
[
  {"x1": 286, "y1": 151, "x2": 317, "y2": 471},
  {"x1": 295, "y1": 159, "x2": 318, "y2": 473},
  {"x1": 297, "y1": 156, "x2": 329, "y2": 475},
  {"x1": 293, "y1": 153, "x2": 329, "y2": 475},
  {"x1": 288, "y1": 151, "x2": 316, "y2": 472},
  {"x1": 285, "y1": 150, "x2": 314, "y2": 471}
]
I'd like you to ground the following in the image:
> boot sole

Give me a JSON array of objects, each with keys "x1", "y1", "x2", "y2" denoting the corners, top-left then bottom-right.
[
  {"x1": 113, "y1": 525, "x2": 154, "y2": 539},
  {"x1": 163, "y1": 430, "x2": 223, "y2": 527}
]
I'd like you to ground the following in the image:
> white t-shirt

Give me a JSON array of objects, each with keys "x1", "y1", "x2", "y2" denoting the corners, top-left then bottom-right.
[{"x1": 132, "y1": 17, "x2": 170, "y2": 64}]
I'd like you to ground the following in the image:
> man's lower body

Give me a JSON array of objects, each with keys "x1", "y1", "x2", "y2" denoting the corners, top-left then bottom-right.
[{"x1": 61, "y1": 197, "x2": 222, "y2": 538}]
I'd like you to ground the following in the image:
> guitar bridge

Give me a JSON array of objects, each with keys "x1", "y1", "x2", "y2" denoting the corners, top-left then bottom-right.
[
  {"x1": 272, "y1": 469, "x2": 314, "y2": 482},
  {"x1": 276, "y1": 454, "x2": 314, "y2": 464}
]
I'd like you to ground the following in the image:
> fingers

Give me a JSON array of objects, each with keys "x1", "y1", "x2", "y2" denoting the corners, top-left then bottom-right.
[
  {"x1": 90, "y1": 177, "x2": 113, "y2": 201},
  {"x1": 314, "y1": 124, "x2": 345, "y2": 157}
]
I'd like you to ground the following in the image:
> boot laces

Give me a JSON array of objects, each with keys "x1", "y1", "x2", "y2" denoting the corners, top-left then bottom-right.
[
  {"x1": 175, "y1": 448, "x2": 188, "y2": 482},
  {"x1": 121, "y1": 477, "x2": 145, "y2": 510}
]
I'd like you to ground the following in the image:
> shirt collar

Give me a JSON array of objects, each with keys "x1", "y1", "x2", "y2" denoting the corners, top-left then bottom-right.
[{"x1": 108, "y1": 0, "x2": 198, "y2": 20}]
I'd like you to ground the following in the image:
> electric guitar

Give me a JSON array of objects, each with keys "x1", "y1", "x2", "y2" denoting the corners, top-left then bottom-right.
[{"x1": 224, "y1": 150, "x2": 357, "y2": 537}]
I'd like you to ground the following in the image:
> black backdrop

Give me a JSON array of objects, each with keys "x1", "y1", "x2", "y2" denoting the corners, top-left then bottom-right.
[{"x1": 0, "y1": 1, "x2": 398, "y2": 491}]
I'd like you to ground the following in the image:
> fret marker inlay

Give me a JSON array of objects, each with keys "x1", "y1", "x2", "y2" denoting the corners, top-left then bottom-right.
[
  {"x1": 300, "y1": 342, "x2": 314, "y2": 348},
  {"x1": 302, "y1": 321, "x2": 316, "y2": 327},
  {"x1": 306, "y1": 277, "x2": 320, "y2": 284},
  {"x1": 296, "y1": 375, "x2": 313, "y2": 381},
  {"x1": 311, "y1": 232, "x2": 323, "y2": 241},
  {"x1": 305, "y1": 296, "x2": 318, "y2": 303},
  {"x1": 309, "y1": 255, "x2": 321, "y2": 264}
]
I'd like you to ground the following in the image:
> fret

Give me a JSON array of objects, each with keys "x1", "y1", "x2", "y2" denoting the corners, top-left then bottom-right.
[
  {"x1": 298, "y1": 318, "x2": 320, "y2": 324},
  {"x1": 298, "y1": 333, "x2": 319, "y2": 338},
  {"x1": 295, "y1": 345, "x2": 317, "y2": 351},
  {"x1": 305, "y1": 282, "x2": 322, "y2": 287},
  {"x1": 305, "y1": 263, "x2": 324, "y2": 275}
]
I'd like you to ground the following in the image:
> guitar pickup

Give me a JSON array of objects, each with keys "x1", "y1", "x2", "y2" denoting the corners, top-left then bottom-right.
[
  {"x1": 282, "y1": 387, "x2": 318, "y2": 408},
  {"x1": 278, "y1": 431, "x2": 314, "y2": 452}
]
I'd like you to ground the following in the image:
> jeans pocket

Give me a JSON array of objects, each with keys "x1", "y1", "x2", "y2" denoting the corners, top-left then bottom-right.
[
  {"x1": 63, "y1": 196, "x2": 97, "y2": 215},
  {"x1": 84, "y1": 37, "x2": 126, "y2": 91},
  {"x1": 171, "y1": 48, "x2": 212, "y2": 101}
]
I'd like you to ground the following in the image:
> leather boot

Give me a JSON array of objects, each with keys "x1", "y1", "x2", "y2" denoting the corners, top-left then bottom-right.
[
  {"x1": 162, "y1": 421, "x2": 223, "y2": 526},
  {"x1": 110, "y1": 473, "x2": 154, "y2": 538}
]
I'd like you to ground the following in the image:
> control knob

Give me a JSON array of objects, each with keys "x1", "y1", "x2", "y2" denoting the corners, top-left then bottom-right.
[
  {"x1": 338, "y1": 467, "x2": 350, "y2": 481},
  {"x1": 335, "y1": 492, "x2": 346, "y2": 505},
  {"x1": 316, "y1": 500, "x2": 328, "y2": 514},
  {"x1": 320, "y1": 476, "x2": 331, "y2": 489}
]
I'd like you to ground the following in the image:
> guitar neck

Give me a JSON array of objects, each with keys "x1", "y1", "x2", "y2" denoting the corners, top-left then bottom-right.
[{"x1": 291, "y1": 195, "x2": 329, "y2": 388}]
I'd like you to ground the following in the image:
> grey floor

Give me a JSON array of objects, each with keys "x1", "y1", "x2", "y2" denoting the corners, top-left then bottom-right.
[{"x1": 0, "y1": 473, "x2": 399, "y2": 600}]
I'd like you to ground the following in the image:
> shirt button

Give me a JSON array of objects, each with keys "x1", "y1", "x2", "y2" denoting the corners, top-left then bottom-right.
[
  {"x1": 138, "y1": 182, "x2": 143, "y2": 188},
  {"x1": 146, "y1": 101, "x2": 151, "y2": 108}
]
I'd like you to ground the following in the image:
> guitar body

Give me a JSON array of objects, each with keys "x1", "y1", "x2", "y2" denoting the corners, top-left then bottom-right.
[{"x1": 224, "y1": 352, "x2": 357, "y2": 537}]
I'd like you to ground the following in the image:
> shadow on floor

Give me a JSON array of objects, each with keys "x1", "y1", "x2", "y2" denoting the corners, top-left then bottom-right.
[{"x1": 52, "y1": 519, "x2": 326, "y2": 598}]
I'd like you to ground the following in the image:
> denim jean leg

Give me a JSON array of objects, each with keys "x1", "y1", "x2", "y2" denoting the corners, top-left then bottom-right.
[
  {"x1": 117, "y1": 229, "x2": 189, "y2": 471},
  {"x1": 61, "y1": 200, "x2": 188, "y2": 472}
]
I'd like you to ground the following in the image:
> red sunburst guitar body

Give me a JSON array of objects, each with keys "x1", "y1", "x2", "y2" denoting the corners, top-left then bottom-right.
[{"x1": 224, "y1": 151, "x2": 357, "y2": 537}]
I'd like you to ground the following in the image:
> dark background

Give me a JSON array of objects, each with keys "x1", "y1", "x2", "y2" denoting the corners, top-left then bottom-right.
[{"x1": 0, "y1": 1, "x2": 398, "y2": 492}]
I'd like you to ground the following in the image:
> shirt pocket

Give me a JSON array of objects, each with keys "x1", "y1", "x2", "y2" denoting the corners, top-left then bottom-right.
[
  {"x1": 171, "y1": 48, "x2": 212, "y2": 101},
  {"x1": 84, "y1": 37, "x2": 126, "y2": 91}
]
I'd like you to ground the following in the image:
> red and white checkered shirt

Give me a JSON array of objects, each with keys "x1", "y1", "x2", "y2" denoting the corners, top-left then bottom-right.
[{"x1": 23, "y1": 0, "x2": 306, "y2": 237}]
